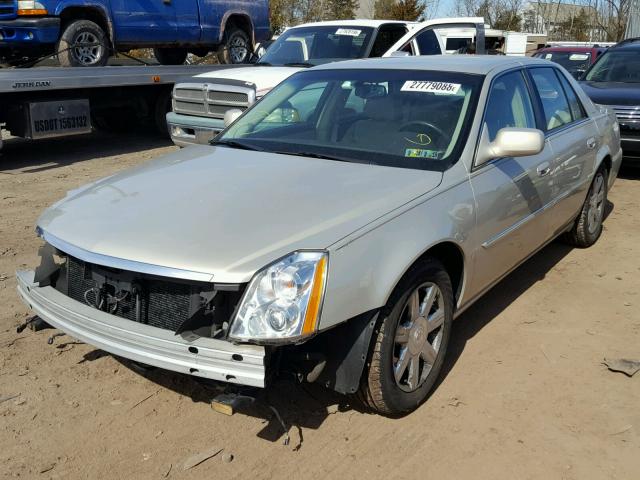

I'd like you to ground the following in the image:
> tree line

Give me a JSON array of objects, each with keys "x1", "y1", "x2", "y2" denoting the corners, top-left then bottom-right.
[
  {"x1": 270, "y1": 0, "x2": 631, "y2": 41},
  {"x1": 270, "y1": 0, "x2": 430, "y2": 33}
]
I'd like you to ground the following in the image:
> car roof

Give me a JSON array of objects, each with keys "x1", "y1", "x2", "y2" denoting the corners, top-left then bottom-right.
[
  {"x1": 537, "y1": 46, "x2": 598, "y2": 53},
  {"x1": 611, "y1": 38, "x2": 640, "y2": 50},
  {"x1": 292, "y1": 19, "x2": 413, "y2": 29},
  {"x1": 310, "y1": 55, "x2": 553, "y2": 75}
]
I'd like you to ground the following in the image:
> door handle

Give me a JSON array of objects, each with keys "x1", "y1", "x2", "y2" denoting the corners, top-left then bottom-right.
[
  {"x1": 537, "y1": 162, "x2": 551, "y2": 177},
  {"x1": 586, "y1": 138, "x2": 597, "y2": 149},
  {"x1": 163, "y1": 0, "x2": 171, "y2": 4}
]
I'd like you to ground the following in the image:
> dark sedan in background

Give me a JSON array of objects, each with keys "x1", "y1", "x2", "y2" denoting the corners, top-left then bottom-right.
[{"x1": 580, "y1": 38, "x2": 640, "y2": 161}]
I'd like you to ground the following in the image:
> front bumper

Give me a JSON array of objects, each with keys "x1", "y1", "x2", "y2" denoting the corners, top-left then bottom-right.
[
  {"x1": 0, "y1": 17, "x2": 60, "y2": 45},
  {"x1": 16, "y1": 270, "x2": 266, "y2": 387},
  {"x1": 166, "y1": 111, "x2": 224, "y2": 147}
]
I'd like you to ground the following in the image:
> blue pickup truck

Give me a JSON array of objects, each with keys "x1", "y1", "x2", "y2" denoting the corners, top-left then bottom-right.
[{"x1": 0, "y1": 0, "x2": 270, "y2": 67}]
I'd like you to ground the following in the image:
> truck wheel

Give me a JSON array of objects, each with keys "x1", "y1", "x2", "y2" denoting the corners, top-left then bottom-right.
[
  {"x1": 153, "y1": 48, "x2": 188, "y2": 66},
  {"x1": 57, "y1": 20, "x2": 109, "y2": 67},
  {"x1": 217, "y1": 26, "x2": 250, "y2": 64},
  {"x1": 154, "y1": 92, "x2": 172, "y2": 137},
  {"x1": 563, "y1": 167, "x2": 608, "y2": 248},
  {"x1": 358, "y1": 259, "x2": 453, "y2": 415}
]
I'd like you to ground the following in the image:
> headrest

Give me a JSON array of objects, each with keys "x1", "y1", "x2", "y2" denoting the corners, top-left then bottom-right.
[{"x1": 364, "y1": 96, "x2": 394, "y2": 121}]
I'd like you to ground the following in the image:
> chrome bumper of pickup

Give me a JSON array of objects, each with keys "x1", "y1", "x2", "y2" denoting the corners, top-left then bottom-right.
[
  {"x1": 16, "y1": 270, "x2": 266, "y2": 387},
  {"x1": 166, "y1": 112, "x2": 224, "y2": 147}
]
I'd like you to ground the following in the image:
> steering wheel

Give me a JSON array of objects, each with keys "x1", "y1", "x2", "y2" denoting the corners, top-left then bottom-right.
[{"x1": 398, "y1": 121, "x2": 448, "y2": 148}]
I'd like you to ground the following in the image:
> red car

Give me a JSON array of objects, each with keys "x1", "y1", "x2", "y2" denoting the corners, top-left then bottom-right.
[{"x1": 533, "y1": 46, "x2": 607, "y2": 79}]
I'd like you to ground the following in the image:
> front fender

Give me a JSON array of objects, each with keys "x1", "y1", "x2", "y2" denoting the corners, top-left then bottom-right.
[
  {"x1": 54, "y1": 2, "x2": 114, "y2": 43},
  {"x1": 319, "y1": 170, "x2": 475, "y2": 331},
  {"x1": 219, "y1": 11, "x2": 254, "y2": 44}
]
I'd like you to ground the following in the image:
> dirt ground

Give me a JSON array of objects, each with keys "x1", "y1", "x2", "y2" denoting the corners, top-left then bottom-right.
[{"x1": 1, "y1": 132, "x2": 639, "y2": 479}]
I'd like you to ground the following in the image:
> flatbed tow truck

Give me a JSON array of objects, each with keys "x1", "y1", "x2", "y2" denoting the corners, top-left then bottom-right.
[{"x1": 0, "y1": 62, "x2": 234, "y2": 151}]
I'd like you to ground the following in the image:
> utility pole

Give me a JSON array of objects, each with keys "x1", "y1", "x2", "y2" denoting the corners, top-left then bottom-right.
[{"x1": 627, "y1": 0, "x2": 640, "y2": 38}]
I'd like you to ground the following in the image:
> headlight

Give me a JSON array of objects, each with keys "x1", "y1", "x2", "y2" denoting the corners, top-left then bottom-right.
[
  {"x1": 229, "y1": 251, "x2": 328, "y2": 343},
  {"x1": 17, "y1": 1, "x2": 48, "y2": 15}
]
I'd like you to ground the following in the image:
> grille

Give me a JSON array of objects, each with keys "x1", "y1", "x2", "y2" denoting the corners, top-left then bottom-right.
[
  {"x1": 64, "y1": 256, "x2": 196, "y2": 332},
  {"x1": 612, "y1": 105, "x2": 640, "y2": 122},
  {"x1": 613, "y1": 105, "x2": 640, "y2": 138},
  {"x1": 173, "y1": 84, "x2": 253, "y2": 119},
  {"x1": 0, "y1": 0, "x2": 16, "y2": 17}
]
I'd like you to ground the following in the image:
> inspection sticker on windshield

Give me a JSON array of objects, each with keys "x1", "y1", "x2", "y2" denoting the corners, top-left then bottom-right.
[
  {"x1": 401, "y1": 81, "x2": 461, "y2": 95},
  {"x1": 335, "y1": 28, "x2": 361, "y2": 36},
  {"x1": 405, "y1": 148, "x2": 441, "y2": 159}
]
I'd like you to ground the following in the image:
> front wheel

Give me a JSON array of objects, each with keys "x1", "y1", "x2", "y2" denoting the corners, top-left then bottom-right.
[
  {"x1": 57, "y1": 20, "x2": 109, "y2": 67},
  {"x1": 217, "y1": 27, "x2": 251, "y2": 64},
  {"x1": 358, "y1": 259, "x2": 454, "y2": 415},
  {"x1": 563, "y1": 167, "x2": 608, "y2": 248}
]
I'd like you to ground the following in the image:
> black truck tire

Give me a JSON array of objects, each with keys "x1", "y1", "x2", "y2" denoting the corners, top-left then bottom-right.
[
  {"x1": 57, "y1": 20, "x2": 109, "y2": 67},
  {"x1": 217, "y1": 26, "x2": 251, "y2": 64},
  {"x1": 153, "y1": 48, "x2": 188, "y2": 66}
]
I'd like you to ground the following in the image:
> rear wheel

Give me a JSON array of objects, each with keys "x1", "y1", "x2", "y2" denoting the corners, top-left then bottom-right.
[
  {"x1": 217, "y1": 26, "x2": 251, "y2": 64},
  {"x1": 563, "y1": 167, "x2": 608, "y2": 248},
  {"x1": 153, "y1": 48, "x2": 188, "y2": 65},
  {"x1": 57, "y1": 20, "x2": 109, "y2": 67},
  {"x1": 358, "y1": 259, "x2": 453, "y2": 415}
]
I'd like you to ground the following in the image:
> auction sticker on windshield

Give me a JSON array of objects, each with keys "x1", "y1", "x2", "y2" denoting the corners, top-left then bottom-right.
[
  {"x1": 401, "y1": 81, "x2": 461, "y2": 95},
  {"x1": 335, "y1": 28, "x2": 362, "y2": 36}
]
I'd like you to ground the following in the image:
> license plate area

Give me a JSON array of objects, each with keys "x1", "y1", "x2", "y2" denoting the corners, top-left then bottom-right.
[{"x1": 28, "y1": 99, "x2": 92, "y2": 139}]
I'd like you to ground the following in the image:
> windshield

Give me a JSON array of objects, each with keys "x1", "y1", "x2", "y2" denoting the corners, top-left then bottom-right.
[
  {"x1": 535, "y1": 51, "x2": 591, "y2": 75},
  {"x1": 216, "y1": 69, "x2": 483, "y2": 171},
  {"x1": 258, "y1": 26, "x2": 375, "y2": 66},
  {"x1": 585, "y1": 50, "x2": 640, "y2": 83}
]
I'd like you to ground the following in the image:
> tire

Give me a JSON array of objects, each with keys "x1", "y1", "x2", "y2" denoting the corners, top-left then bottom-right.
[
  {"x1": 153, "y1": 48, "x2": 188, "y2": 66},
  {"x1": 216, "y1": 26, "x2": 251, "y2": 64},
  {"x1": 358, "y1": 258, "x2": 454, "y2": 415},
  {"x1": 154, "y1": 92, "x2": 172, "y2": 137},
  {"x1": 563, "y1": 167, "x2": 608, "y2": 248},
  {"x1": 57, "y1": 20, "x2": 109, "y2": 67}
]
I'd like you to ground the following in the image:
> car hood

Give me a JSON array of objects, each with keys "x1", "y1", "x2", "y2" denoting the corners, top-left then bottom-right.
[
  {"x1": 38, "y1": 146, "x2": 443, "y2": 283},
  {"x1": 579, "y1": 81, "x2": 640, "y2": 106},
  {"x1": 193, "y1": 66, "x2": 303, "y2": 92}
]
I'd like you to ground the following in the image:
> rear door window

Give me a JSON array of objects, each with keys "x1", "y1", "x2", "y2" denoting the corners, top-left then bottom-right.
[{"x1": 556, "y1": 71, "x2": 587, "y2": 121}]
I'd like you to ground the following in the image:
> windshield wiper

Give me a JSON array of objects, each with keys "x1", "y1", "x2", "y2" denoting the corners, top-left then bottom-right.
[
  {"x1": 283, "y1": 62, "x2": 315, "y2": 68},
  {"x1": 255, "y1": 61, "x2": 272, "y2": 66},
  {"x1": 212, "y1": 140, "x2": 264, "y2": 151},
  {"x1": 275, "y1": 151, "x2": 352, "y2": 162}
]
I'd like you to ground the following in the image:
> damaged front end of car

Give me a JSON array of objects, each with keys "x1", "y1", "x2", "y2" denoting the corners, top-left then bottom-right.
[{"x1": 17, "y1": 235, "x2": 377, "y2": 396}]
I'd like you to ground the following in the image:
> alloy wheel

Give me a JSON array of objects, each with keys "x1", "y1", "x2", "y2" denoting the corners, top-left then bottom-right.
[
  {"x1": 72, "y1": 32, "x2": 103, "y2": 66},
  {"x1": 229, "y1": 35, "x2": 248, "y2": 63},
  {"x1": 393, "y1": 282, "x2": 445, "y2": 392},
  {"x1": 587, "y1": 172, "x2": 605, "y2": 234}
]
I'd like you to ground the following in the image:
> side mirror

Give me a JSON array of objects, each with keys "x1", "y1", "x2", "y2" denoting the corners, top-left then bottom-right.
[
  {"x1": 476, "y1": 127, "x2": 544, "y2": 166},
  {"x1": 573, "y1": 69, "x2": 586, "y2": 80},
  {"x1": 224, "y1": 108, "x2": 243, "y2": 128}
]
